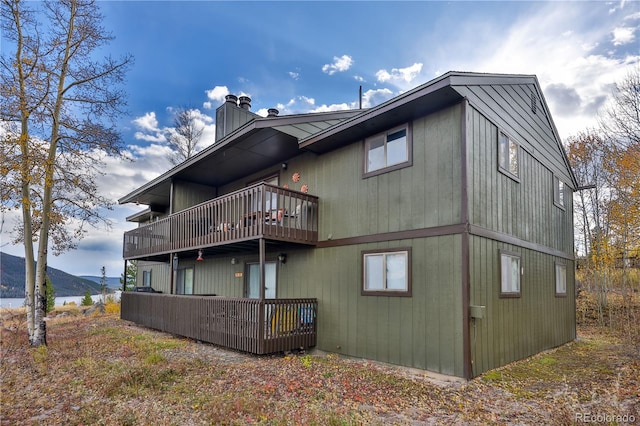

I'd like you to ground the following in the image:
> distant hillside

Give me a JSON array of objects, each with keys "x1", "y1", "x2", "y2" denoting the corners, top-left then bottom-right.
[
  {"x1": 0, "y1": 252, "x2": 103, "y2": 298},
  {"x1": 80, "y1": 276, "x2": 122, "y2": 290}
]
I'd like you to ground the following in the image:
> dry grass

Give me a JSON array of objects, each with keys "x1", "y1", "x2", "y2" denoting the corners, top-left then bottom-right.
[{"x1": 1, "y1": 296, "x2": 638, "y2": 425}]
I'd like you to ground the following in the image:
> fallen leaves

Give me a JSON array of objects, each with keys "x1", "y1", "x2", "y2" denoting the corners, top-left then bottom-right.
[{"x1": 1, "y1": 310, "x2": 638, "y2": 425}]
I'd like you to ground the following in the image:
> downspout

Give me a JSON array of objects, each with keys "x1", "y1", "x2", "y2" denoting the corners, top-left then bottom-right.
[{"x1": 460, "y1": 99, "x2": 472, "y2": 380}]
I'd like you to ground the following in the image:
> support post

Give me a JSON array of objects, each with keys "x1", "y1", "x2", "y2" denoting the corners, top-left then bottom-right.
[
  {"x1": 259, "y1": 238, "x2": 265, "y2": 300},
  {"x1": 122, "y1": 259, "x2": 127, "y2": 291}
]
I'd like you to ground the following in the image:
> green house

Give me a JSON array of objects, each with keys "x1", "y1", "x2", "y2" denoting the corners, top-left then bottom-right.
[{"x1": 119, "y1": 71, "x2": 577, "y2": 379}]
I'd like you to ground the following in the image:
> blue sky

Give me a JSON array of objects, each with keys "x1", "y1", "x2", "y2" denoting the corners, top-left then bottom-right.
[{"x1": 1, "y1": 0, "x2": 639, "y2": 278}]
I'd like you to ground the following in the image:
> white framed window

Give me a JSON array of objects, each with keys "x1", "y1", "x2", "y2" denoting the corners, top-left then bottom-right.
[
  {"x1": 364, "y1": 124, "x2": 412, "y2": 177},
  {"x1": 362, "y1": 248, "x2": 411, "y2": 296},
  {"x1": 555, "y1": 263, "x2": 567, "y2": 296},
  {"x1": 498, "y1": 131, "x2": 519, "y2": 179},
  {"x1": 142, "y1": 270, "x2": 152, "y2": 287},
  {"x1": 176, "y1": 267, "x2": 194, "y2": 295},
  {"x1": 500, "y1": 251, "x2": 521, "y2": 297},
  {"x1": 554, "y1": 176, "x2": 565, "y2": 209}
]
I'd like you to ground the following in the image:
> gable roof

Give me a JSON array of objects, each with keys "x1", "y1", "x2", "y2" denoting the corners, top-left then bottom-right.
[
  {"x1": 120, "y1": 71, "x2": 577, "y2": 208},
  {"x1": 299, "y1": 71, "x2": 577, "y2": 188}
]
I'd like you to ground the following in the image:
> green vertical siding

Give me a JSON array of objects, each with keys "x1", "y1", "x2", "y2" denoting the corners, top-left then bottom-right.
[
  {"x1": 172, "y1": 181, "x2": 217, "y2": 213},
  {"x1": 136, "y1": 261, "x2": 171, "y2": 293},
  {"x1": 467, "y1": 106, "x2": 573, "y2": 254},
  {"x1": 455, "y1": 83, "x2": 573, "y2": 187},
  {"x1": 272, "y1": 104, "x2": 462, "y2": 240},
  {"x1": 267, "y1": 236, "x2": 464, "y2": 377},
  {"x1": 469, "y1": 236, "x2": 576, "y2": 376}
]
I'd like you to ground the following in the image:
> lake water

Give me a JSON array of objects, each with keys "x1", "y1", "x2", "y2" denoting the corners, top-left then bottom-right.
[{"x1": 0, "y1": 292, "x2": 121, "y2": 309}]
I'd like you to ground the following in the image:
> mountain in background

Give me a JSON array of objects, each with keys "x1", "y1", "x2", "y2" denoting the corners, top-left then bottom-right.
[
  {"x1": 80, "y1": 276, "x2": 122, "y2": 290},
  {"x1": 1, "y1": 252, "x2": 105, "y2": 298}
]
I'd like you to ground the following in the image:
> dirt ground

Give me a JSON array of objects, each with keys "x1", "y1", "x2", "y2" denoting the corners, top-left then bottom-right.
[{"x1": 1, "y1": 308, "x2": 638, "y2": 425}]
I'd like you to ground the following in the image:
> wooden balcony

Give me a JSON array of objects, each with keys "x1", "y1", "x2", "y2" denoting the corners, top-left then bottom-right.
[
  {"x1": 121, "y1": 292, "x2": 317, "y2": 354},
  {"x1": 123, "y1": 183, "x2": 318, "y2": 259}
]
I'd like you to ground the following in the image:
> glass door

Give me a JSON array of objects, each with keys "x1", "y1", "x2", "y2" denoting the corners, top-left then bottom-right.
[{"x1": 246, "y1": 262, "x2": 276, "y2": 299}]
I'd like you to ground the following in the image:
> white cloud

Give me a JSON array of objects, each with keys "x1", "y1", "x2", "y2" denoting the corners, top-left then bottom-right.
[
  {"x1": 322, "y1": 54, "x2": 353, "y2": 75},
  {"x1": 354, "y1": 75, "x2": 365, "y2": 82},
  {"x1": 205, "y1": 85, "x2": 229, "y2": 103},
  {"x1": 375, "y1": 63, "x2": 423, "y2": 84},
  {"x1": 309, "y1": 103, "x2": 351, "y2": 113},
  {"x1": 361, "y1": 88, "x2": 394, "y2": 108},
  {"x1": 132, "y1": 112, "x2": 167, "y2": 143},
  {"x1": 132, "y1": 112, "x2": 160, "y2": 132},
  {"x1": 449, "y1": 2, "x2": 640, "y2": 139},
  {"x1": 289, "y1": 71, "x2": 300, "y2": 80},
  {"x1": 612, "y1": 27, "x2": 635, "y2": 45}
]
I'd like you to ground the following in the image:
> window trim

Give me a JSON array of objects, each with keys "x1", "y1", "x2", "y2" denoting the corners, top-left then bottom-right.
[
  {"x1": 363, "y1": 123, "x2": 413, "y2": 178},
  {"x1": 498, "y1": 130, "x2": 520, "y2": 182},
  {"x1": 361, "y1": 247, "x2": 412, "y2": 297},
  {"x1": 499, "y1": 250, "x2": 521, "y2": 298},
  {"x1": 555, "y1": 262, "x2": 567, "y2": 297},
  {"x1": 553, "y1": 175, "x2": 566, "y2": 210}
]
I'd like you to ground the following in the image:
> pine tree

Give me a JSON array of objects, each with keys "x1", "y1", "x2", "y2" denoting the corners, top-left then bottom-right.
[{"x1": 81, "y1": 290, "x2": 94, "y2": 306}]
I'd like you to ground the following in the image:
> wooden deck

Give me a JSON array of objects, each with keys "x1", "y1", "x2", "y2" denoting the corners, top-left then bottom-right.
[
  {"x1": 121, "y1": 292, "x2": 317, "y2": 355},
  {"x1": 123, "y1": 183, "x2": 318, "y2": 259}
]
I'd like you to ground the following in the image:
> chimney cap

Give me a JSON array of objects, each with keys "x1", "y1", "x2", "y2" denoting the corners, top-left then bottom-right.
[
  {"x1": 225, "y1": 94, "x2": 238, "y2": 105},
  {"x1": 239, "y1": 96, "x2": 251, "y2": 110},
  {"x1": 267, "y1": 108, "x2": 279, "y2": 117}
]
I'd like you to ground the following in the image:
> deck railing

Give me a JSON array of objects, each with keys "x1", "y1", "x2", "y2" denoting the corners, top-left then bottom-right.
[
  {"x1": 121, "y1": 292, "x2": 317, "y2": 354},
  {"x1": 123, "y1": 183, "x2": 318, "y2": 259}
]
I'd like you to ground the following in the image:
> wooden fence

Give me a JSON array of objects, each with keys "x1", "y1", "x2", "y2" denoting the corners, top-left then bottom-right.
[{"x1": 121, "y1": 292, "x2": 317, "y2": 354}]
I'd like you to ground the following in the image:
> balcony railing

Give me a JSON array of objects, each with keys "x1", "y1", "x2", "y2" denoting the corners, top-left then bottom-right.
[
  {"x1": 123, "y1": 183, "x2": 318, "y2": 259},
  {"x1": 121, "y1": 292, "x2": 317, "y2": 355}
]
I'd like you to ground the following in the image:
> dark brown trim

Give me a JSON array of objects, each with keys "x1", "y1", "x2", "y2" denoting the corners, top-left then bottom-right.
[
  {"x1": 317, "y1": 223, "x2": 466, "y2": 248},
  {"x1": 362, "y1": 123, "x2": 413, "y2": 179},
  {"x1": 469, "y1": 224, "x2": 574, "y2": 260},
  {"x1": 460, "y1": 99, "x2": 472, "y2": 380},
  {"x1": 553, "y1": 175, "x2": 567, "y2": 211},
  {"x1": 499, "y1": 250, "x2": 522, "y2": 298},
  {"x1": 361, "y1": 247, "x2": 412, "y2": 297},
  {"x1": 497, "y1": 130, "x2": 521, "y2": 183},
  {"x1": 554, "y1": 261, "x2": 568, "y2": 297}
]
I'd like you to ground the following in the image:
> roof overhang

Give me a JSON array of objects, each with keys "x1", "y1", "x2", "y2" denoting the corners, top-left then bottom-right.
[
  {"x1": 118, "y1": 110, "x2": 362, "y2": 208},
  {"x1": 299, "y1": 73, "x2": 464, "y2": 153}
]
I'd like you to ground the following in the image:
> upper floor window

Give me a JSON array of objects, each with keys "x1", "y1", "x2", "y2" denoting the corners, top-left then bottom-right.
[
  {"x1": 498, "y1": 131, "x2": 519, "y2": 179},
  {"x1": 554, "y1": 176, "x2": 565, "y2": 209},
  {"x1": 500, "y1": 251, "x2": 521, "y2": 297},
  {"x1": 362, "y1": 248, "x2": 411, "y2": 296},
  {"x1": 364, "y1": 124, "x2": 412, "y2": 177}
]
